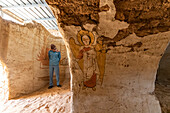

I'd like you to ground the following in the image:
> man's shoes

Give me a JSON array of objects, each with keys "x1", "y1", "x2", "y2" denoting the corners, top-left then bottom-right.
[
  {"x1": 48, "y1": 86, "x2": 53, "y2": 89},
  {"x1": 57, "y1": 85, "x2": 62, "y2": 87}
]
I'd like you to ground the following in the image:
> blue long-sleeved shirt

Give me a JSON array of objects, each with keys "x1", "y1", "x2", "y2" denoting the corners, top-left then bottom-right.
[{"x1": 48, "y1": 50, "x2": 61, "y2": 66}]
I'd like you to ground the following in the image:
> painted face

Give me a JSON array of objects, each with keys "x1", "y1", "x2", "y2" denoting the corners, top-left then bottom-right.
[{"x1": 82, "y1": 35, "x2": 90, "y2": 46}]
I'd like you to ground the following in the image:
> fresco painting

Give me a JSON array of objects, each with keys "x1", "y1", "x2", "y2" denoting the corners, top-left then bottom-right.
[
  {"x1": 70, "y1": 30, "x2": 106, "y2": 91},
  {"x1": 37, "y1": 46, "x2": 50, "y2": 69}
]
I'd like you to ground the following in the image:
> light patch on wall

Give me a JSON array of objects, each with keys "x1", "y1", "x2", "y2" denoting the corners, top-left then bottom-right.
[
  {"x1": 0, "y1": 60, "x2": 9, "y2": 102},
  {"x1": 48, "y1": 29, "x2": 63, "y2": 37},
  {"x1": 0, "y1": 10, "x2": 23, "y2": 25}
]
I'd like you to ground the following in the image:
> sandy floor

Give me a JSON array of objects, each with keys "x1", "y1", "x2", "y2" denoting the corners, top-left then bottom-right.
[
  {"x1": 155, "y1": 83, "x2": 170, "y2": 113},
  {"x1": 0, "y1": 80, "x2": 72, "y2": 113}
]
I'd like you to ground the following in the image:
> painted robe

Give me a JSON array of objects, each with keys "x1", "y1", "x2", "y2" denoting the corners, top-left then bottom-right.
[{"x1": 77, "y1": 46, "x2": 99, "y2": 88}]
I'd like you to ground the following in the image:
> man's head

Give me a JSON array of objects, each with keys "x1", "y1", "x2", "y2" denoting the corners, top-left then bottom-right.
[{"x1": 51, "y1": 44, "x2": 56, "y2": 50}]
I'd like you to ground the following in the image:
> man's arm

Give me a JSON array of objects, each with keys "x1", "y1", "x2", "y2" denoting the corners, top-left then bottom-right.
[
  {"x1": 59, "y1": 52, "x2": 61, "y2": 61},
  {"x1": 48, "y1": 51, "x2": 50, "y2": 59}
]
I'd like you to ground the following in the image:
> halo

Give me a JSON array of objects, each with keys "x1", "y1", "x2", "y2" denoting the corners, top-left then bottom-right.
[{"x1": 77, "y1": 30, "x2": 95, "y2": 46}]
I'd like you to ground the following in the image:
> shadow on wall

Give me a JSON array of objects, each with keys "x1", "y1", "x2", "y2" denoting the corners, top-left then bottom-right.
[{"x1": 155, "y1": 43, "x2": 170, "y2": 113}]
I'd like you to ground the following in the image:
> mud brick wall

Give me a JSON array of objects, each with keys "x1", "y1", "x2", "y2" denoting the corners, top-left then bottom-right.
[
  {"x1": 0, "y1": 17, "x2": 69, "y2": 100},
  {"x1": 46, "y1": 0, "x2": 170, "y2": 113}
]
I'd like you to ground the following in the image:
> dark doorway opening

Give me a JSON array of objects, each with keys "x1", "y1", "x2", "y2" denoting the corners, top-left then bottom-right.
[{"x1": 155, "y1": 43, "x2": 170, "y2": 113}]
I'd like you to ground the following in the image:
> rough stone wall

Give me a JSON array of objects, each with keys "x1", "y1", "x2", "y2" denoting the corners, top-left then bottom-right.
[
  {"x1": 0, "y1": 17, "x2": 9, "y2": 62},
  {"x1": 0, "y1": 17, "x2": 69, "y2": 100},
  {"x1": 46, "y1": 0, "x2": 170, "y2": 113}
]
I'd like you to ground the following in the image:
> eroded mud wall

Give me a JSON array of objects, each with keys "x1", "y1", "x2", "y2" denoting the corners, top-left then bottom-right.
[
  {"x1": 0, "y1": 17, "x2": 68, "y2": 100},
  {"x1": 0, "y1": 17, "x2": 9, "y2": 62},
  {"x1": 46, "y1": 0, "x2": 170, "y2": 113},
  {"x1": 0, "y1": 18, "x2": 10, "y2": 102}
]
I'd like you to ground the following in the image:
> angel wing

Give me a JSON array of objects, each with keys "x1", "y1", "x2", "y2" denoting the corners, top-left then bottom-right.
[
  {"x1": 95, "y1": 41, "x2": 106, "y2": 85},
  {"x1": 69, "y1": 37, "x2": 84, "y2": 72},
  {"x1": 37, "y1": 47, "x2": 50, "y2": 66},
  {"x1": 37, "y1": 47, "x2": 45, "y2": 61},
  {"x1": 69, "y1": 37, "x2": 81, "y2": 58}
]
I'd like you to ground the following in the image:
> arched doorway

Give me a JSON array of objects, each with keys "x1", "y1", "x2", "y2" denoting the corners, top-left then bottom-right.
[
  {"x1": 0, "y1": 17, "x2": 72, "y2": 113},
  {"x1": 155, "y1": 43, "x2": 170, "y2": 113}
]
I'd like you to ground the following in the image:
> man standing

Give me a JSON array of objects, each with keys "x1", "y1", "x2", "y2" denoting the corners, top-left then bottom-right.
[{"x1": 48, "y1": 44, "x2": 61, "y2": 89}]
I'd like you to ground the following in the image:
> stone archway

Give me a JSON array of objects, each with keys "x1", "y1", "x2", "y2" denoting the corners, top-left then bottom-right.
[
  {"x1": 0, "y1": 17, "x2": 71, "y2": 100},
  {"x1": 0, "y1": 17, "x2": 72, "y2": 112},
  {"x1": 155, "y1": 43, "x2": 170, "y2": 113},
  {"x1": 46, "y1": 0, "x2": 170, "y2": 112}
]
